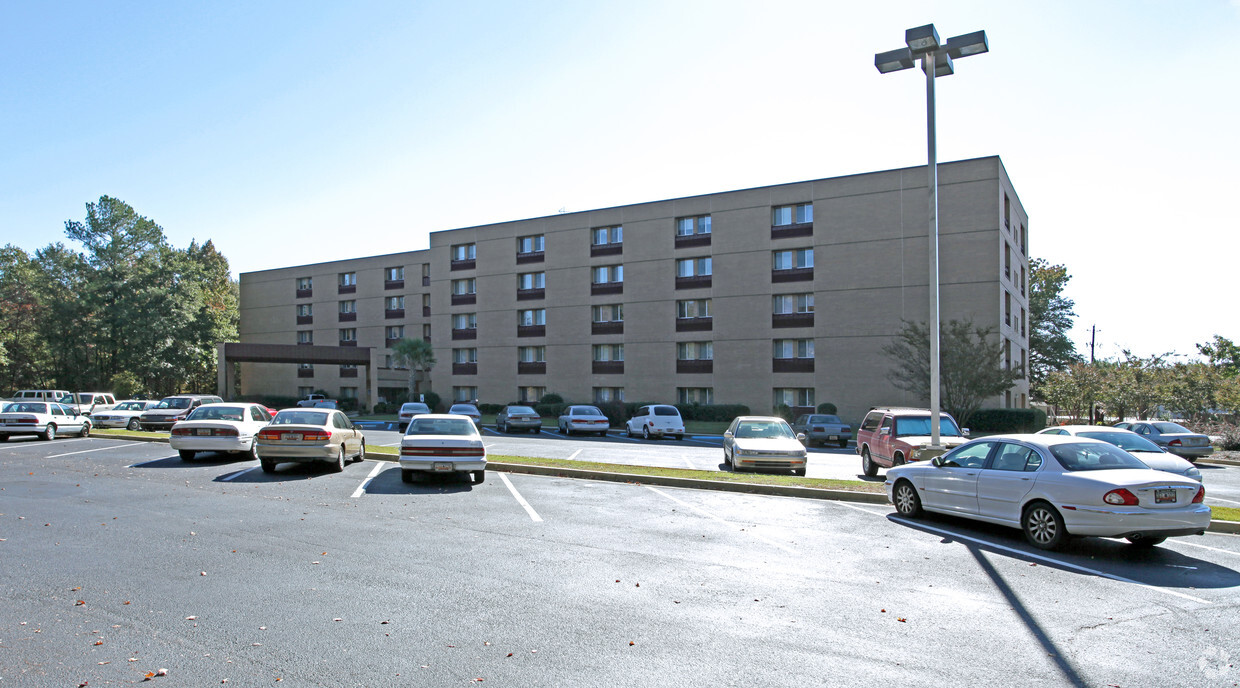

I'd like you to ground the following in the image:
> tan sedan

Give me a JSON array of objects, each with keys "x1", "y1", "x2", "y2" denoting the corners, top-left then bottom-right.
[{"x1": 256, "y1": 408, "x2": 366, "y2": 473}]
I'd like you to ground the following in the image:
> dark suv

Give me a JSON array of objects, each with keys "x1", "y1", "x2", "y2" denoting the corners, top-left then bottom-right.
[{"x1": 139, "y1": 394, "x2": 223, "y2": 431}]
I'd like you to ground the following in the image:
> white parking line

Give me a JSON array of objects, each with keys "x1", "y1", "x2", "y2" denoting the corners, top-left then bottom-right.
[
  {"x1": 567, "y1": 449, "x2": 582, "y2": 460},
  {"x1": 48, "y1": 442, "x2": 144, "y2": 458},
  {"x1": 681, "y1": 456, "x2": 697, "y2": 470},
  {"x1": 645, "y1": 486, "x2": 796, "y2": 553},
  {"x1": 498, "y1": 472, "x2": 543, "y2": 522},
  {"x1": 220, "y1": 467, "x2": 259, "y2": 482},
  {"x1": 1206, "y1": 496, "x2": 1240, "y2": 506},
  {"x1": 1171, "y1": 539, "x2": 1240, "y2": 558},
  {"x1": 351, "y1": 461, "x2": 386, "y2": 498}
]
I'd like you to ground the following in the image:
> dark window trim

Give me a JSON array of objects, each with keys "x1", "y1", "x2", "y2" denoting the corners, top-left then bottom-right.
[
  {"x1": 451, "y1": 293, "x2": 477, "y2": 306},
  {"x1": 338, "y1": 312, "x2": 357, "y2": 322},
  {"x1": 339, "y1": 367, "x2": 358, "y2": 378},
  {"x1": 295, "y1": 288, "x2": 313, "y2": 299},
  {"x1": 337, "y1": 284, "x2": 356, "y2": 295},
  {"x1": 675, "y1": 317, "x2": 713, "y2": 332},
  {"x1": 592, "y1": 360, "x2": 625, "y2": 374},
  {"x1": 675, "y1": 275, "x2": 712, "y2": 290},
  {"x1": 773, "y1": 358, "x2": 815, "y2": 373},
  {"x1": 452, "y1": 328, "x2": 478, "y2": 340},
  {"x1": 297, "y1": 368, "x2": 314, "y2": 378},
  {"x1": 296, "y1": 315, "x2": 313, "y2": 325},
  {"x1": 591, "y1": 321, "x2": 624, "y2": 335},
  {"x1": 450, "y1": 259, "x2": 476, "y2": 271},
  {"x1": 674, "y1": 234, "x2": 712, "y2": 249},
  {"x1": 772, "y1": 267, "x2": 814, "y2": 283},
  {"x1": 385, "y1": 279, "x2": 405, "y2": 290},
  {"x1": 590, "y1": 244, "x2": 623, "y2": 257},
  {"x1": 518, "y1": 325, "x2": 546, "y2": 338},
  {"x1": 385, "y1": 309, "x2": 405, "y2": 319},
  {"x1": 518, "y1": 361, "x2": 547, "y2": 375},
  {"x1": 452, "y1": 362, "x2": 478, "y2": 375},
  {"x1": 516, "y1": 288, "x2": 545, "y2": 301},
  {"x1": 423, "y1": 306, "x2": 431, "y2": 317},
  {"x1": 771, "y1": 223, "x2": 813, "y2": 239},
  {"x1": 676, "y1": 359, "x2": 714, "y2": 374},
  {"x1": 516, "y1": 252, "x2": 545, "y2": 265},
  {"x1": 591, "y1": 283, "x2": 624, "y2": 296},
  {"x1": 338, "y1": 340, "x2": 358, "y2": 347},
  {"x1": 772, "y1": 312, "x2": 814, "y2": 329}
]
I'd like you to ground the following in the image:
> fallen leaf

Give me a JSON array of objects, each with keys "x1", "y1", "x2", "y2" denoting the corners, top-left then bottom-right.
[
  {"x1": 72, "y1": 586, "x2": 82, "y2": 591},
  {"x1": 259, "y1": 626, "x2": 266, "y2": 630},
  {"x1": 123, "y1": 601, "x2": 131, "y2": 605},
  {"x1": 881, "y1": 609, "x2": 886, "y2": 613},
  {"x1": 200, "y1": 572, "x2": 207, "y2": 576},
  {"x1": 629, "y1": 641, "x2": 635, "y2": 646},
  {"x1": 157, "y1": 669, "x2": 166, "y2": 676},
  {"x1": 98, "y1": 661, "x2": 110, "y2": 665},
  {"x1": 312, "y1": 561, "x2": 320, "y2": 565},
  {"x1": 635, "y1": 583, "x2": 640, "y2": 588},
  {"x1": 897, "y1": 617, "x2": 907, "y2": 623},
  {"x1": 75, "y1": 600, "x2": 86, "y2": 606},
  {"x1": 93, "y1": 640, "x2": 103, "y2": 646},
  {"x1": 380, "y1": 621, "x2": 389, "y2": 625},
  {"x1": 507, "y1": 653, "x2": 513, "y2": 657},
  {"x1": 186, "y1": 616, "x2": 197, "y2": 620},
  {"x1": 333, "y1": 618, "x2": 342, "y2": 622}
]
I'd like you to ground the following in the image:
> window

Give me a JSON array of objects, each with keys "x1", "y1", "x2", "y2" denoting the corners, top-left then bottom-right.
[
  {"x1": 386, "y1": 266, "x2": 404, "y2": 281},
  {"x1": 453, "y1": 387, "x2": 477, "y2": 402},
  {"x1": 772, "y1": 203, "x2": 813, "y2": 226},
  {"x1": 452, "y1": 244, "x2": 476, "y2": 261},
  {"x1": 518, "y1": 272, "x2": 546, "y2": 290},
  {"x1": 676, "y1": 215, "x2": 711, "y2": 236},
  {"x1": 676, "y1": 299, "x2": 711, "y2": 319},
  {"x1": 773, "y1": 249, "x2": 813, "y2": 270},
  {"x1": 339, "y1": 272, "x2": 356, "y2": 287},
  {"x1": 453, "y1": 348, "x2": 477, "y2": 364},
  {"x1": 773, "y1": 388, "x2": 815, "y2": 408},
  {"x1": 452, "y1": 278, "x2": 476, "y2": 295},
  {"x1": 593, "y1": 387, "x2": 624, "y2": 402},
  {"x1": 676, "y1": 257, "x2": 712, "y2": 277},
  {"x1": 297, "y1": 331, "x2": 313, "y2": 344},
  {"x1": 298, "y1": 386, "x2": 314, "y2": 398},
  {"x1": 518, "y1": 346, "x2": 545, "y2": 363},
  {"x1": 773, "y1": 293, "x2": 814, "y2": 314},
  {"x1": 453, "y1": 313, "x2": 477, "y2": 330},
  {"x1": 518, "y1": 309, "x2": 546, "y2": 326},
  {"x1": 592, "y1": 225, "x2": 622, "y2": 246},
  {"x1": 340, "y1": 387, "x2": 358, "y2": 399},
  {"x1": 518, "y1": 235, "x2": 545, "y2": 254},
  {"x1": 386, "y1": 325, "x2": 404, "y2": 340},
  {"x1": 1005, "y1": 243, "x2": 1011, "y2": 279},
  {"x1": 339, "y1": 328, "x2": 357, "y2": 342},
  {"x1": 297, "y1": 277, "x2": 312, "y2": 290},
  {"x1": 592, "y1": 344, "x2": 624, "y2": 361},
  {"x1": 339, "y1": 300, "x2": 356, "y2": 314},
  {"x1": 387, "y1": 295, "x2": 405, "y2": 310},
  {"x1": 677, "y1": 341, "x2": 713, "y2": 360},
  {"x1": 592, "y1": 304, "x2": 623, "y2": 323},
  {"x1": 678, "y1": 388, "x2": 714, "y2": 404},
  {"x1": 773, "y1": 339, "x2": 814, "y2": 359},
  {"x1": 1004, "y1": 290, "x2": 1011, "y2": 326},
  {"x1": 518, "y1": 386, "x2": 545, "y2": 403},
  {"x1": 299, "y1": 363, "x2": 314, "y2": 370},
  {"x1": 297, "y1": 304, "x2": 313, "y2": 317},
  {"x1": 1004, "y1": 194, "x2": 1011, "y2": 229},
  {"x1": 592, "y1": 265, "x2": 623, "y2": 284}
]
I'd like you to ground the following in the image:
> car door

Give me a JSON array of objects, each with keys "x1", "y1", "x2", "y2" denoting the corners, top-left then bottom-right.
[
  {"x1": 921, "y1": 441, "x2": 995, "y2": 515},
  {"x1": 874, "y1": 415, "x2": 895, "y2": 464},
  {"x1": 333, "y1": 412, "x2": 358, "y2": 455},
  {"x1": 56, "y1": 404, "x2": 84, "y2": 433},
  {"x1": 976, "y1": 441, "x2": 1040, "y2": 524}
]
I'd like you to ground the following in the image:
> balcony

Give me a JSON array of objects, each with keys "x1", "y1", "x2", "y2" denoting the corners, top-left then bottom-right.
[
  {"x1": 592, "y1": 361, "x2": 624, "y2": 374},
  {"x1": 675, "y1": 275, "x2": 712, "y2": 291},
  {"x1": 516, "y1": 288, "x2": 545, "y2": 301},
  {"x1": 423, "y1": 306, "x2": 431, "y2": 317},
  {"x1": 452, "y1": 362, "x2": 478, "y2": 375},
  {"x1": 451, "y1": 294, "x2": 476, "y2": 306},
  {"x1": 296, "y1": 315, "x2": 313, "y2": 325},
  {"x1": 518, "y1": 361, "x2": 547, "y2": 375},
  {"x1": 295, "y1": 288, "x2": 312, "y2": 299},
  {"x1": 338, "y1": 340, "x2": 357, "y2": 347},
  {"x1": 676, "y1": 360, "x2": 713, "y2": 374},
  {"x1": 771, "y1": 222, "x2": 813, "y2": 240},
  {"x1": 590, "y1": 244, "x2": 622, "y2": 257},
  {"x1": 452, "y1": 328, "x2": 477, "y2": 341},
  {"x1": 772, "y1": 313, "x2": 814, "y2": 329},
  {"x1": 516, "y1": 251, "x2": 545, "y2": 265},
  {"x1": 518, "y1": 325, "x2": 546, "y2": 338},
  {"x1": 773, "y1": 358, "x2": 815, "y2": 373},
  {"x1": 339, "y1": 367, "x2": 358, "y2": 378},
  {"x1": 591, "y1": 282, "x2": 623, "y2": 296},
  {"x1": 297, "y1": 368, "x2": 314, "y2": 378},
  {"x1": 450, "y1": 259, "x2": 475, "y2": 271},
  {"x1": 385, "y1": 308, "x2": 405, "y2": 319},
  {"x1": 385, "y1": 338, "x2": 401, "y2": 348},
  {"x1": 772, "y1": 267, "x2": 813, "y2": 283},
  {"x1": 591, "y1": 321, "x2": 623, "y2": 336},
  {"x1": 385, "y1": 280, "x2": 404, "y2": 290},
  {"x1": 674, "y1": 234, "x2": 711, "y2": 249},
  {"x1": 675, "y1": 317, "x2": 712, "y2": 332},
  {"x1": 338, "y1": 284, "x2": 356, "y2": 294},
  {"x1": 422, "y1": 275, "x2": 430, "y2": 286},
  {"x1": 338, "y1": 312, "x2": 357, "y2": 322}
]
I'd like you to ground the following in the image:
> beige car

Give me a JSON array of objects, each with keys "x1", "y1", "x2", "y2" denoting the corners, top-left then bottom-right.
[{"x1": 256, "y1": 408, "x2": 366, "y2": 473}]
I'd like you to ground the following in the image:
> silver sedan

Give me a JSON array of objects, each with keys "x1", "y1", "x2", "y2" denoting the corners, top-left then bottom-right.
[
  {"x1": 1114, "y1": 421, "x2": 1214, "y2": 461},
  {"x1": 722, "y1": 416, "x2": 808, "y2": 476}
]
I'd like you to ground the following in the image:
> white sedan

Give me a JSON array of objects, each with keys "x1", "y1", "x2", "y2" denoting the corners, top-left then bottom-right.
[
  {"x1": 1037, "y1": 425, "x2": 1201, "y2": 482},
  {"x1": 886, "y1": 434, "x2": 1210, "y2": 550},
  {"x1": 722, "y1": 416, "x2": 808, "y2": 476},
  {"x1": 170, "y1": 403, "x2": 273, "y2": 461},
  {"x1": 91, "y1": 400, "x2": 158, "y2": 430},
  {"x1": 557, "y1": 405, "x2": 611, "y2": 436},
  {"x1": 0, "y1": 401, "x2": 91, "y2": 441},
  {"x1": 399, "y1": 414, "x2": 486, "y2": 484}
]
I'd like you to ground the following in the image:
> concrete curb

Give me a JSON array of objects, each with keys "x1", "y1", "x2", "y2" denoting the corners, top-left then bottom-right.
[
  {"x1": 1200, "y1": 457, "x2": 1240, "y2": 467},
  {"x1": 91, "y1": 431, "x2": 1239, "y2": 531}
]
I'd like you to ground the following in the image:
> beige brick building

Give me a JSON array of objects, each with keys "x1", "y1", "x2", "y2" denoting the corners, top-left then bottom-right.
[{"x1": 234, "y1": 156, "x2": 1030, "y2": 422}]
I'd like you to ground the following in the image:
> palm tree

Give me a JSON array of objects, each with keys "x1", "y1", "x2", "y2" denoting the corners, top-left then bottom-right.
[{"x1": 391, "y1": 337, "x2": 436, "y2": 403}]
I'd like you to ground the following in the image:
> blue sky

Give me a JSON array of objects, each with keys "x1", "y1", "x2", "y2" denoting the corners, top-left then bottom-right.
[{"x1": 2, "y1": 0, "x2": 1237, "y2": 361}]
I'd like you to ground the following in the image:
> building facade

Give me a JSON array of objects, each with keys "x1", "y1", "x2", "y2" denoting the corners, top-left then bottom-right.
[{"x1": 236, "y1": 156, "x2": 1031, "y2": 422}]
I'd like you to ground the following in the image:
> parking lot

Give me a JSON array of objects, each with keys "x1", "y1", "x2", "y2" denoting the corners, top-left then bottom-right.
[{"x1": 4, "y1": 435, "x2": 1240, "y2": 686}]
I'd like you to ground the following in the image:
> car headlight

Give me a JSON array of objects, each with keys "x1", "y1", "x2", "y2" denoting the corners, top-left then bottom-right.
[{"x1": 734, "y1": 447, "x2": 750, "y2": 457}]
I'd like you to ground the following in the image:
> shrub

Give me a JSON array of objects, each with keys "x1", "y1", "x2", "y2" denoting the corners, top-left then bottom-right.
[
  {"x1": 774, "y1": 403, "x2": 795, "y2": 422},
  {"x1": 540, "y1": 392, "x2": 564, "y2": 405},
  {"x1": 1192, "y1": 421, "x2": 1240, "y2": 451},
  {"x1": 966, "y1": 408, "x2": 1048, "y2": 434},
  {"x1": 534, "y1": 402, "x2": 568, "y2": 420},
  {"x1": 675, "y1": 403, "x2": 751, "y2": 423},
  {"x1": 372, "y1": 401, "x2": 390, "y2": 414},
  {"x1": 423, "y1": 391, "x2": 441, "y2": 413},
  {"x1": 478, "y1": 403, "x2": 503, "y2": 415},
  {"x1": 235, "y1": 394, "x2": 301, "y2": 409},
  {"x1": 816, "y1": 402, "x2": 838, "y2": 415},
  {"x1": 596, "y1": 401, "x2": 628, "y2": 428}
]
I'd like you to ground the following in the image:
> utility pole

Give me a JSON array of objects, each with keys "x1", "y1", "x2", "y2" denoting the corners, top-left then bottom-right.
[{"x1": 1088, "y1": 325, "x2": 1097, "y2": 424}]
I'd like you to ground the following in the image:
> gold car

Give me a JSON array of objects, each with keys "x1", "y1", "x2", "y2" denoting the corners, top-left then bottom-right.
[{"x1": 256, "y1": 408, "x2": 366, "y2": 473}]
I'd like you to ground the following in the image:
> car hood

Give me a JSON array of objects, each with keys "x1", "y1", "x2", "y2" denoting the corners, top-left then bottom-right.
[
  {"x1": 1062, "y1": 468, "x2": 1200, "y2": 489},
  {"x1": 733, "y1": 437, "x2": 805, "y2": 452},
  {"x1": 895, "y1": 435, "x2": 968, "y2": 448},
  {"x1": 1127, "y1": 450, "x2": 1198, "y2": 475}
]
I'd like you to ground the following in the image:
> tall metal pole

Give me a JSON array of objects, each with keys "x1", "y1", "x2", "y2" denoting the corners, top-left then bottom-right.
[{"x1": 925, "y1": 50, "x2": 941, "y2": 447}]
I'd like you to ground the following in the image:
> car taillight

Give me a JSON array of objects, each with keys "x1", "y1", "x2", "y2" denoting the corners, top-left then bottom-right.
[
  {"x1": 1193, "y1": 486, "x2": 1206, "y2": 504},
  {"x1": 214, "y1": 428, "x2": 239, "y2": 437},
  {"x1": 257, "y1": 430, "x2": 281, "y2": 440},
  {"x1": 1168, "y1": 439, "x2": 1182, "y2": 447},
  {"x1": 12, "y1": 416, "x2": 37, "y2": 424},
  {"x1": 1103, "y1": 488, "x2": 1139, "y2": 506},
  {"x1": 301, "y1": 430, "x2": 330, "y2": 441}
]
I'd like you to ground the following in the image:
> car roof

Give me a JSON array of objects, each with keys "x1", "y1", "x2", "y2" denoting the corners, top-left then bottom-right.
[
  {"x1": 972, "y1": 433, "x2": 1112, "y2": 448},
  {"x1": 411, "y1": 413, "x2": 477, "y2": 420},
  {"x1": 732, "y1": 416, "x2": 788, "y2": 423},
  {"x1": 1043, "y1": 425, "x2": 1138, "y2": 434}
]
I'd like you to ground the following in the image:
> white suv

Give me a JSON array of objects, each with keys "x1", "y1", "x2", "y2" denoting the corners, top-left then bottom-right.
[{"x1": 625, "y1": 404, "x2": 685, "y2": 440}]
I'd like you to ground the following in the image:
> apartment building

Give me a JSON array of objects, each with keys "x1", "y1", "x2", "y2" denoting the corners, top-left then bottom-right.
[{"x1": 234, "y1": 156, "x2": 1031, "y2": 421}]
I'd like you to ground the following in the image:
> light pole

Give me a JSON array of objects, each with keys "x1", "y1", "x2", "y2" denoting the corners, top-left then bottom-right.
[{"x1": 875, "y1": 24, "x2": 988, "y2": 449}]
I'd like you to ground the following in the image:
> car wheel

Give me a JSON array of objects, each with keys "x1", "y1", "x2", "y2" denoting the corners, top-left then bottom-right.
[
  {"x1": 861, "y1": 448, "x2": 878, "y2": 477},
  {"x1": 0, "y1": 435, "x2": 8, "y2": 442},
  {"x1": 41, "y1": 424, "x2": 56, "y2": 441},
  {"x1": 723, "y1": 448, "x2": 731, "y2": 466},
  {"x1": 626, "y1": 424, "x2": 635, "y2": 438},
  {"x1": 80, "y1": 422, "x2": 91, "y2": 438},
  {"x1": 330, "y1": 446, "x2": 345, "y2": 473},
  {"x1": 355, "y1": 440, "x2": 366, "y2": 462},
  {"x1": 674, "y1": 434, "x2": 684, "y2": 441},
  {"x1": 178, "y1": 450, "x2": 195, "y2": 461},
  {"x1": 642, "y1": 426, "x2": 651, "y2": 440},
  {"x1": 244, "y1": 440, "x2": 258, "y2": 461},
  {"x1": 473, "y1": 469, "x2": 485, "y2": 484},
  {"x1": 892, "y1": 452, "x2": 905, "y2": 467},
  {"x1": 893, "y1": 480, "x2": 922, "y2": 517},
  {"x1": 126, "y1": 418, "x2": 140, "y2": 431},
  {"x1": 401, "y1": 469, "x2": 415, "y2": 484},
  {"x1": 1126, "y1": 536, "x2": 1166, "y2": 548},
  {"x1": 839, "y1": 439, "x2": 848, "y2": 449},
  {"x1": 260, "y1": 459, "x2": 277, "y2": 474},
  {"x1": 1023, "y1": 501, "x2": 1067, "y2": 550}
]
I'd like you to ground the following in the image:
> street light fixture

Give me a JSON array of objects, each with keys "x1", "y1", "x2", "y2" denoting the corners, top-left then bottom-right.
[{"x1": 875, "y1": 23, "x2": 988, "y2": 450}]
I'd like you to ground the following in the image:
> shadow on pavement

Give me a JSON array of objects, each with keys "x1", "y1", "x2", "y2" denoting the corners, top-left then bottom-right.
[{"x1": 364, "y1": 466, "x2": 477, "y2": 495}]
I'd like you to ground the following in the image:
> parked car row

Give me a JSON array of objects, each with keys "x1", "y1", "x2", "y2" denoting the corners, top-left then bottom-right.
[{"x1": 0, "y1": 401, "x2": 93, "y2": 441}]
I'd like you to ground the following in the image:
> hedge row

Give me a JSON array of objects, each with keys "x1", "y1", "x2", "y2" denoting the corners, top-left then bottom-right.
[{"x1": 966, "y1": 408, "x2": 1048, "y2": 434}]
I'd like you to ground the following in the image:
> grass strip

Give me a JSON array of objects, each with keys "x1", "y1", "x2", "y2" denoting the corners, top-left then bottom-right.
[
  {"x1": 1209, "y1": 506, "x2": 1240, "y2": 522},
  {"x1": 95, "y1": 429, "x2": 170, "y2": 440}
]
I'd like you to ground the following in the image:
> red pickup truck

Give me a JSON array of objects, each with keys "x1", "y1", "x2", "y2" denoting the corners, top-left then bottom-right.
[{"x1": 855, "y1": 407, "x2": 969, "y2": 477}]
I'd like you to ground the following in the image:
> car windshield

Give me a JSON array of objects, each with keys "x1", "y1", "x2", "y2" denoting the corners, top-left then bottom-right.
[
  {"x1": 1078, "y1": 431, "x2": 1163, "y2": 453},
  {"x1": 187, "y1": 406, "x2": 246, "y2": 422},
  {"x1": 734, "y1": 421, "x2": 795, "y2": 439},
  {"x1": 895, "y1": 416, "x2": 963, "y2": 437},
  {"x1": 573, "y1": 406, "x2": 603, "y2": 416},
  {"x1": 156, "y1": 398, "x2": 193, "y2": 410},
  {"x1": 401, "y1": 404, "x2": 429, "y2": 413},
  {"x1": 272, "y1": 411, "x2": 329, "y2": 426},
  {"x1": 9, "y1": 402, "x2": 48, "y2": 414},
  {"x1": 114, "y1": 402, "x2": 145, "y2": 411},
  {"x1": 1049, "y1": 442, "x2": 1150, "y2": 471},
  {"x1": 506, "y1": 406, "x2": 536, "y2": 415},
  {"x1": 654, "y1": 406, "x2": 680, "y2": 416},
  {"x1": 407, "y1": 418, "x2": 477, "y2": 436},
  {"x1": 449, "y1": 405, "x2": 478, "y2": 414},
  {"x1": 811, "y1": 415, "x2": 841, "y2": 424},
  {"x1": 1152, "y1": 422, "x2": 1192, "y2": 434}
]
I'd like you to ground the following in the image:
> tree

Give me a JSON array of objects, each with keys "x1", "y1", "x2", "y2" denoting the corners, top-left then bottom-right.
[
  {"x1": 882, "y1": 319, "x2": 1024, "y2": 428},
  {"x1": 391, "y1": 337, "x2": 436, "y2": 402},
  {"x1": 0, "y1": 245, "x2": 48, "y2": 389},
  {"x1": 1198, "y1": 335, "x2": 1240, "y2": 378},
  {"x1": 1028, "y1": 258, "x2": 1082, "y2": 400}
]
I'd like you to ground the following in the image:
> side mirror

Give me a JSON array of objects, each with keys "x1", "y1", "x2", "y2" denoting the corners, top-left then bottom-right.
[
  {"x1": 723, "y1": 431, "x2": 733, "y2": 440},
  {"x1": 796, "y1": 432, "x2": 807, "y2": 443},
  {"x1": 878, "y1": 427, "x2": 891, "y2": 437},
  {"x1": 931, "y1": 456, "x2": 943, "y2": 467},
  {"x1": 962, "y1": 428, "x2": 971, "y2": 437}
]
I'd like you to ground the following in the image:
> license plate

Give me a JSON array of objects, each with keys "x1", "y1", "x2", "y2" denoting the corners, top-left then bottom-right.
[
  {"x1": 285, "y1": 433, "x2": 302, "y2": 441},
  {"x1": 433, "y1": 462, "x2": 453, "y2": 472},
  {"x1": 828, "y1": 435, "x2": 838, "y2": 440},
  {"x1": 1155, "y1": 489, "x2": 1176, "y2": 504},
  {"x1": 197, "y1": 429, "x2": 211, "y2": 436}
]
